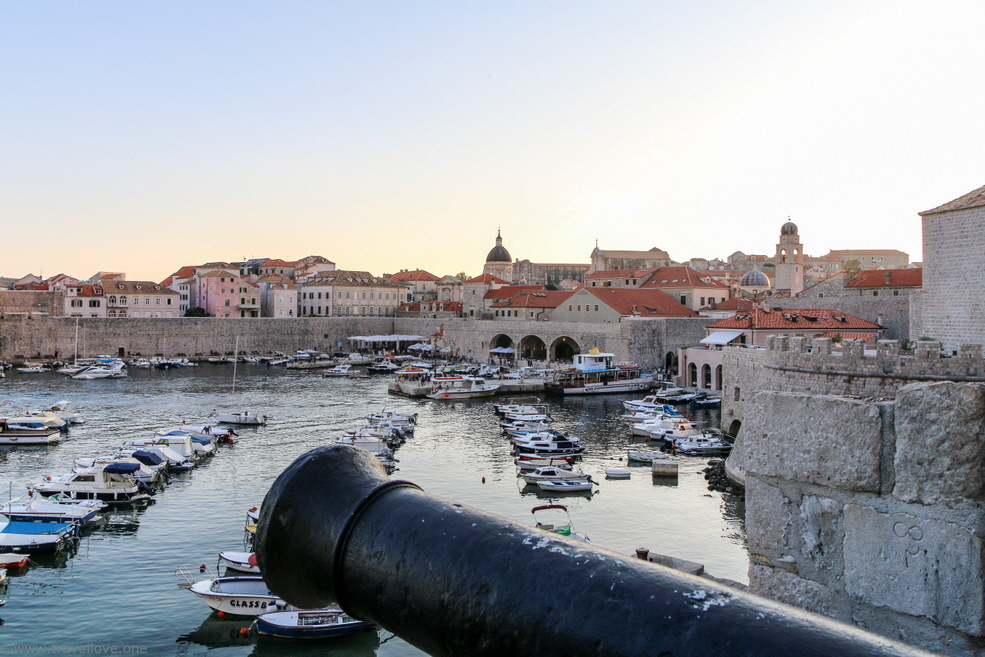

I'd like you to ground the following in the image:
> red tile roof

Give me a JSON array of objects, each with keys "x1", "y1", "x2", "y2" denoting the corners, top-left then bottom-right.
[
  {"x1": 491, "y1": 290, "x2": 575, "y2": 309},
  {"x1": 465, "y1": 273, "x2": 509, "y2": 284},
  {"x1": 700, "y1": 298, "x2": 755, "y2": 312},
  {"x1": 484, "y1": 285, "x2": 543, "y2": 300},
  {"x1": 845, "y1": 269, "x2": 922, "y2": 288},
  {"x1": 584, "y1": 288, "x2": 697, "y2": 317},
  {"x1": 707, "y1": 308, "x2": 882, "y2": 330},
  {"x1": 640, "y1": 266, "x2": 728, "y2": 289},
  {"x1": 388, "y1": 270, "x2": 440, "y2": 283}
]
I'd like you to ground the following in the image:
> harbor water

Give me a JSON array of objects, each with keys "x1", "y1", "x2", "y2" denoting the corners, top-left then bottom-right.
[{"x1": 0, "y1": 365, "x2": 747, "y2": 655}]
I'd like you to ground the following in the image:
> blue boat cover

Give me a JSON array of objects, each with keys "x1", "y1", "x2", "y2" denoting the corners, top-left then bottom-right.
[
  {"x1": 160, "y1": 430, "x2": 188, "y2": 436},
  {"x1": 131, "y1": 450, "x2": 164, "y2": 466},
  {"x1": 189, "y1": 435, "x2": 211, "y2": 445},
  {"x1": 2, "y1": 521, "x2": 72, "y2": 535},
  {"x1": 103, "y1": 462, "x2": 141, "y2": 474}
]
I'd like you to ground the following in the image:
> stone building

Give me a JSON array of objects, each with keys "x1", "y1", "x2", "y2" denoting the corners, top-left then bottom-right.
[
  {"x1": 482, "y1": 231, "x2": 513, "y2": 281},
  {"x1": 589, "y1": 245, "x2": 672, "y2": 273},
  {"x1": 511, "y1": 260, "x2": 590, "y2": 287},
  {"x1": 826, "y1": 249, "x2": 909, "y2": 270},
  {"x1": 774, "y1": 221, "x2": 805, "y2": 295},
  {"x1": 917, "y1": 184, "x2": 985, "y2": 352},
  {"x1": 298, "y1": 270, "x2": 402, "y2": 318}
]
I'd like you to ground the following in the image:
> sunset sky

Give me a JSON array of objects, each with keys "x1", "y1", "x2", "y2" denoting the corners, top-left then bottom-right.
[{"x1": 4, "y1": 1, "x2": 983, "y2": 283}]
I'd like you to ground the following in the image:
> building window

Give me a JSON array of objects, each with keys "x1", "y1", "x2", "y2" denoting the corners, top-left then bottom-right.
[
  {"x1": 89, "y1": 300, "x2": 100, "y2": 307},
  {"x1": 224, "y1": 300, "x2": 230, "y2": 306},
  {"x1": 71, "y1": 299, "x2": 83, "y2": 307},
  {"x1": 680, "y1": 295, "x2": 686, "y2": 305}
]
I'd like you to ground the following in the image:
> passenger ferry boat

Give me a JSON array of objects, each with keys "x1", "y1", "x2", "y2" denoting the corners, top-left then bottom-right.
[{"x1": 544, "y1": 350, "x2": 653, "y2": 396}]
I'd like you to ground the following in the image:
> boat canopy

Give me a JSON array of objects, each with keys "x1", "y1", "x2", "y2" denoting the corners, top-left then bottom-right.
[
  {"x1": 489, "y1": 346, "x2": 515, "y2": 354},
  {"x1": 700, "y1": 331, "x2": 744, "y2": 345},
  {"x1": 1, "y1": 521, "x2": 73, "y2": 535},
  {"x1": 103, "y1": 462, "x2": 141, "y2": 474},
  {"x1": 131, "y1": 450, "x2": 164, "y2": 466}
]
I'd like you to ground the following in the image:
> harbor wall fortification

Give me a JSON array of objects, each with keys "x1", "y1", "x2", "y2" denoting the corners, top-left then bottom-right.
[
  {"x1": 0, "y1": 315, "x2": 710, "y2": 370},
  {"x1": 725, "y1": 338, "x2": 985, "y2": 655}
]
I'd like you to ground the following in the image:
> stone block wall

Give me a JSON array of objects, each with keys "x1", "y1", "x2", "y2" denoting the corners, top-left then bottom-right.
[
  {"x1": 733, "y1": 383, "x2": 985, "y2": 655},
  {"x1": 921, "y1": 205, "x2": 985, "y2": 353}
]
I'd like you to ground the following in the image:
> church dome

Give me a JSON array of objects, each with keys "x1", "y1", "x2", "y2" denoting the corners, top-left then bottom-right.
[
  {"x1": 780, "y1": 221, "x2": 798, "y2": 236},
  {"x1": 485, "y1": 231, "x2": 512, "y2": 263},
  {"x1": 741, "y1": 270, "x2": 770, "y2": 288}
]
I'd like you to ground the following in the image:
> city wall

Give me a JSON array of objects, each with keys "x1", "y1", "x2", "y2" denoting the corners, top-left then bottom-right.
[
  {"x1": 0, "y1": 315, "x2": 710, "y2": 371},
  {"x1": 724, "y1": 338, "x2": 985, "y2": 656}
]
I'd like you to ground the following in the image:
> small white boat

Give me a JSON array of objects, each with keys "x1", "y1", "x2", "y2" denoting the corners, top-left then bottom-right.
[
  {"x1": 520, "y1": 466, "x2": 589, "y2": 485},
  {"x1": 0, "y1": 520, "x2": 76, "y2": 554},
  {"x1": 514, "y1": 457, "x2": 573, "y2": 471},
  {"x1": 0, "y1": 420, "x2": 61, "y2": 445},
  {"x1": 16, "y1": 365, "x2": 50, "y2": 374},
  {"x1": 513, "y1": 431, "x2": 584, "y2": 456},
  {"x1": 321, "y1": 364, "x2": 354, "y2": 377},
  {"x1": 217, "y1": 411, "x2": 268, "y2": 426},
  {"x1": 605, "y1": 468, "x2": 632, "y2": 479},
  {"x1": 218, "y1": 551, "x2": 260, "y2": 574},
  {"x1": 674, "y1": 434, "x2": 733, "y2": 456},
  {"x1": 71, "y1": 359, "x2": 127, "y2": 379},
  {"x1": 0, "y1": 553, "x2": 29, "y2": 568},
  {"x1": 426, "y1": 376, "x2": 500, "y2": 400},
  {"x1": 256, "y1": 608, "x2": 378, "y2": 639},
  {"x1": 32, "y1": 463, "x2": 153, "y2": 503},
  {"x1": 536, "y1": 478, "x2": 594, "y2": 493},
  {"x1": 49, "y1": 401, "x2": 85, "y2": 424},
  {"x1": 532, "y1": 504, "x2": 590, "y2": 543},
  {"x1": 626, "y1": 450, "x2": 671, "y2": 464},
  {"x1": 1, "y1": 494, "x2": 105, "y2": 525},
  {"x1": 180, "y1": 572, "x2": 290, "y2": 616}
]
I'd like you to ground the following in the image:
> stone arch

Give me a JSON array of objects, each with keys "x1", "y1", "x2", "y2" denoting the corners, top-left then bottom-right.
[
  {"x1": 551, "y1": 336, "x2": 579, "y2": 363},
  {"x1": 714, "y1": 364, "x2": 723, "y2": 390},
  {"x1": 518, "y1": 335, "x2": 547, "y2": 362},
  {"x1": 727, "y1": 419, "x2": 741, "y2": 437},
  {"x1": 688, "y1": 362, "x2": 698, "y2": 387},
  {"x1": 702, "y1": 364, "x2": 712, "y2": 389},
  {"x1": 665, "y1": 351, "x2": 678, "y2": 375}
]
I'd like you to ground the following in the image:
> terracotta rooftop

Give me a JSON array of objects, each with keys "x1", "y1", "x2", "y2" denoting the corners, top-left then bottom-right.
[
  {"x1": 583, "y1": 288, "x2": 697, "y2": 317},
  {"x1": 827, "y1": 249, "x2": 908, "y2": 257},
  {"x1": 483, "y1": 285, "x2": 542, "y2": 300},
  {"x1": 707, "y1": 308, "x2": 882, "y2": 331},
  {"x1": 465, "y1": 273, "x2": 509, "y2": 284},
  {"x1": 920, "y1": 184, "x2": 985, "y2": 216},
  {"x1": 640, "y1": 266, "x2": 728, "y2": 289},
  {"x1": 845, "y1": 269, "x2": 922, "y2": 288},
  {"x1": 388, "y1": 270, "x2": 440, "y2": 283},
  {"x1": 700, "y1": 298, "x2": 756, "y2": 312},
  {"x1": 491, "y1": 290, "x2": 575, "y2": 309}
]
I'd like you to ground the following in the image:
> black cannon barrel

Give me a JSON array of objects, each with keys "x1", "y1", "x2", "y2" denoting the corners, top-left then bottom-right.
[{"x1": 256, "y1": 445, "x2": 937, "y2": 657}]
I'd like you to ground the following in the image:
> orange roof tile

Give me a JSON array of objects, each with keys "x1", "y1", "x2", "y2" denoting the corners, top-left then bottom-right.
[
  {"x1": 583, "y1": 288, "x2": 697, "y2": 317},
  {"x1": 640, "y1": 266, "x2": 728, "y2": 289},
  {"x1": 491, "y1": 290, "x2": 575, "y2": 309},
  {"x1": 706, "y1": 308, "x2": 882, "y2": 330},
  {"x1": 845, "y1": 269, "x2": 922, "y2": 288},
  {"x1": 387, "y1": 270, "x2": 440, "y2": 283},
  {"x1": 484, "y1": 286, "x2": 543, "y2": 300},
  {"x1": 465, "y1": 273, "x2": 509, "y2": 284},
  {"x1": 920, "y1": 184, "x2": 985, "y2": 216}
]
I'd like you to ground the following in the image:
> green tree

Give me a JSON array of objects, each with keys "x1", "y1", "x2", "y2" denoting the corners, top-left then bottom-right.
[
  {"x1": 843, "y1": 259, "x2": 861, "y2": 273},
  {"x1": 184, "y1": 306, "x2": 211, "y2": 317},
  {"x1": 455, "y1": 271, "x2": 470, "y2": 281}
]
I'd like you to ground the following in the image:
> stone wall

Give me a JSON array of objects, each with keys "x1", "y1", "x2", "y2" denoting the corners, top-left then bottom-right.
[
  {"x1": 731, "y1": 383, "x2": 985, "y2": 655},
  {"x1": 0, "y1": 315, "x2": 711, "y2": 370},
  {"x1": 721, "y1": 336, "x2": 985, "y2": 433},
  {"x1": 921, "y1": 204, "x2": 985, "y2": 353},
  {"x1": 0, "y1": 290, "x2": 62, "y2": 317}
]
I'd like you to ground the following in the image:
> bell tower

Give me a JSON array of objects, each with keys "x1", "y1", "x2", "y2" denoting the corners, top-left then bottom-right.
[{"x1": 775, "y1": 219, "x2": 804, "y2": 295}]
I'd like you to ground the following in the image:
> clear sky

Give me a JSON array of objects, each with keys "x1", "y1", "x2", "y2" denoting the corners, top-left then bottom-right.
[{"x1": 3, "y1": 1, "x2": 982, "y2": 282}]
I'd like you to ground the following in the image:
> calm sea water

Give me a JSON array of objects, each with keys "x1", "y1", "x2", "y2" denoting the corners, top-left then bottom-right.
[{"x1": 0, "y1": 365, "x2": 746, "y2": 655}]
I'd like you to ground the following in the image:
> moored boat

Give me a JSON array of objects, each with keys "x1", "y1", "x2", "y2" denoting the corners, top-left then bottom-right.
[
  {"x1": 426, "y1": 376, "x2": 500, "y2": 400},
  {"x1": 531, "y1": 504, "x2": 590, "y2": 543},
  {"x1": 217, "y1": 411, "x2": 268, "y2": 426},
  {"x1": 0, "y1": 420, "x2": 61, "y2": 445},
  {"x1": 536, "y1": 478, "x2": 595, "y2": 493},
  {"x1": 256, "y1": 607, "x2": 378, "y2": 639},
  {"x1": 180, "y1": 572, "x2": 291, "y2": 616},
  {"x1": 544, "y1": 350, "x2": 653, "y2": 396}
]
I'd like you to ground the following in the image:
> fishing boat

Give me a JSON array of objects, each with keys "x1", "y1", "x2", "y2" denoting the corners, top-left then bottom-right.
[
  {"x1": 256, "y1": 607, "x2": 378, "y2": 639},
  {"x1": 531, "y1": 504, "x2": 590, "y2": 543},
  {"x1": 519, "y1": 466, "x2": 589, "y2": 485},
  {"x1": 216, "y1": 411, "x2": 268, "y2": 426},
  {"x1": 0, "y1": 420, "x2": 61, "y2": 445},
  {"x1": 536, "y1": 479, "x2": 595, "y2": 493},
  {"x1": 674, "y1": 433, "x2": 733, "y2": 456},
  {"x1": 544, "y1": 350, "x2": 653, "y2": 396},
  {"x1": 605, "y1": 468, "x2": 632, "y2": 479},
  {"x1": 426, "y1": 375, "x2": 500, "y2": 400}
]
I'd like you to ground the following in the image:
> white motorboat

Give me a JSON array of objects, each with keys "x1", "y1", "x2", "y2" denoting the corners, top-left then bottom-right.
[
  {"x1": 49, "y1": 400, "x2": 85, "y2": 424},
  {"x1": 544, "y1": 351, "x2": 653, "y2": 396},
  {"x1": 32, "y1": 463, "x2": 153, "y2": 503},
  {"x1": 531, "y1": 504, "x2": 590, "y2": 543},
  {"x1": 177, "y1": 425, "x2": 237, "y2": 444},
  {"x1": 73, "y1": 456, "x2": 164, "y2": 485},
  {"x1": 366, "y1": 410, "x2": 417, "y2": 427},
  {"x1": 367, "y1": 358, "x2": 400, "y2": 373},
  {"x1": 1, "y1": 494, "x2": 106, "y2": 525},
  {"x1": 118, "y1": 444, "x2": 193, "y2": 471},
  {"x1": 0, "y1": 420, "x2": 61, "y2": 445},
  {"x1": 621, "y1": 395, "x2": 665, "y2": 411},
  {"x1": 674, "y1": 434, "x2": 734, "y2": 456},
  {"x1": 157, "y1": 429, "x2": 217, "y2": 457},
  {"x1": 514, "y1": 457, "x2": 573, "y2": 471},
  {"x1": 180, "y1": 571, "x2": 291, "y2": 616},
  {"x1": 218, "y1": 551, "x2": 260, "y2": 574},
  {"x1": 321, "y1": 364, "x2": 354, "y2": 377},
  {"x1": 16, "y1": 364, "x2": 50, "y2": 374},
  {"x1": 217, "y1": 411, "x2": 268, "y2": 426},
  {"x1": 256, "y1": 608, "x2": 378, "y2": 639},
  {"x1": 0, "y1": 520, "x2": 76, "y2": 554},
  {"x1": 632, "y1": 416, "x2": 702, "y2": 441},
  {"x1": 71, "y1": 359, "x2": 127, "y2": 380},
  {"x1": 500, "y1": 419, "x2": 553, "y2": 436},
  {"x1": 627, "y1": 450, "x2": 675, "y2": 464},
  {"x1": 536, "y1": 479, "x2": 595, "y2": 493},
  {"x1": 129, "y1": 435, "x2": 200, "y2": 461},
  {"x1": 520, "y1": 466, "x2": 589, "y2": 485},
  {"x1": 426, "y1": 375, "x2": 500, "y2": 400},
  {"x1": 512, "y1": 431, "x2": 584, "y2": 456}
]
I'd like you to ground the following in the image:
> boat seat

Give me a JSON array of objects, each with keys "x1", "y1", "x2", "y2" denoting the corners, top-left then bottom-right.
[{"x1": 536, "y1": 523, "x2": 554, "y2": 530}]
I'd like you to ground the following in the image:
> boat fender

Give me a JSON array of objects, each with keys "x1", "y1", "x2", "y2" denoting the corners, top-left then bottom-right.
[
  {"x1": 217, "y1": 611, "x2": 225, "y2": 618},
  {"x1": 199, "y1": 564, "x2": 207, "y2": 573},
  {"x1": 481, "y1": 477, "x2": 485, "y2": 484}
]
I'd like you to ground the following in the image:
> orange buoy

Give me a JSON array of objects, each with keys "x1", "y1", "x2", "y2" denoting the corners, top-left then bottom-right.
[
  {"x1": 481, "y1": 477, "x2": 486, "y2": 484},
  {"x1": 238, "y1": 628, "x2": 249, "y2": 635},
  {"x1": 217, "y1": 611, "x2": 225, "y2": 618}
]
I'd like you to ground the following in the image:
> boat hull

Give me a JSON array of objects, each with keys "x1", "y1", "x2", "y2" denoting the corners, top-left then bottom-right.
[
  {"x1": 545, "y1": 378, "x2": 652, "y2": 396},
  {"x1": 256, "y1": 610, "x2": 377, "y2": 639}
]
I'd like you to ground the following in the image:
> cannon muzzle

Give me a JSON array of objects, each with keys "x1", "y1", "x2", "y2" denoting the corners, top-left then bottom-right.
[{"x1": 256, "y1": 445, "x2": 935, "y2": 657}]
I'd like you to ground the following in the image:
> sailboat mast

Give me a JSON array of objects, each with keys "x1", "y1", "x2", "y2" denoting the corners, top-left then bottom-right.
[{"x1": 232, "y1": 335, "x2": 240, "y2": 395}]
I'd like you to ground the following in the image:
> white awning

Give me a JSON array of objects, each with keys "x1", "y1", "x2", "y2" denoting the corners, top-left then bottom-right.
[{"x1": 700, "y1": 331, "x2": 744, "y2": 345}]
